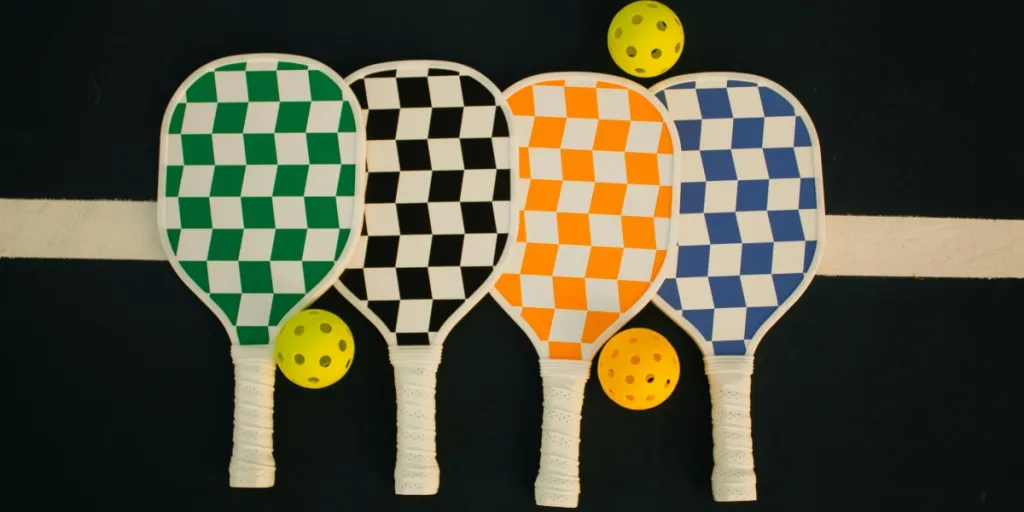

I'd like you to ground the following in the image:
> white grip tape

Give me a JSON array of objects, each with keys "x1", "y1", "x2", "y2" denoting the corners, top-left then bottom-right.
[
  {"x1": 389, "y1": 344, "x2": 443, "y2": 495},
  {"x1": 535, "y1": 359, "x2": 591, "y2": 508},
  {"x1": 229, "y1": 345, "x2": 276, "y2": 488},
  {"x1": 705, "y1": 356, "x2": 756, "y2": 501}
]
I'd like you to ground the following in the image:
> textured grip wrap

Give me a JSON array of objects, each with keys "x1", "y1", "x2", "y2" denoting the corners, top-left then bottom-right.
[
  {"x1": 705, "y1": 356, "x2": 756, "y2": 501},
  {"x1": 535, "y1": 359, "x2": 591, "y2": 508},
  {"x1": 389, "y1": 344, "x2": 443, "y2": 495},
  {"x1": 229, "y1": 345, "x2": 276, "y2": 488}
]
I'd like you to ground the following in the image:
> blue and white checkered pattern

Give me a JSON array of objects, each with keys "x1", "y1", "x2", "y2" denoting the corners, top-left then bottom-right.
[{"x1": 652, "y1": 77, "x2": 821, "y2": 356}]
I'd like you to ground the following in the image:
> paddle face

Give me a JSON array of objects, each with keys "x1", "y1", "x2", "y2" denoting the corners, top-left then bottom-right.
[
  {"x1": 491, "y1": 73, "x2": 680, "y2": 362},
  {"x1": 335, "y1": 61, "x2": 515, "y2": 346},
  {"x1": 650, "y1": 73, "x2": 824, "y2": 356},
  {"x1": 157, "y1": 54, "x2": 364, "y2": 345}
]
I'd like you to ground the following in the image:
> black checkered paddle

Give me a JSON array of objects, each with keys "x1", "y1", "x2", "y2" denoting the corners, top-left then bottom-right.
[{"x1": 334, "y1": 61, "x2": 517, "y2": 495}]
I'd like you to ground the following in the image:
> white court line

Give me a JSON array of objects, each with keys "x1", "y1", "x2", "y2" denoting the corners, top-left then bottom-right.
[{"x1": 1, "y1": 198, "x2": 1023, "y2": 278}]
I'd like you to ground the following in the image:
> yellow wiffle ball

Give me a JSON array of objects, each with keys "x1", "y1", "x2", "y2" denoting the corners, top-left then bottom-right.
[
  {"x1": 598, "y1": 327, "x2": 680, "y2": 410},
  {"x1": 275, "y1": 309, "x2": 355, "y2": 389},
  {"x1": 607, "y1": 1, "x2": 685, "y2": 78}
]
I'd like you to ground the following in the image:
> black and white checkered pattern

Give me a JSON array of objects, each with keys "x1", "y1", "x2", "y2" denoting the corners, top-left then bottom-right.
[{"x1": 338, "y1": 64, "x2": 512, "y2": 346}]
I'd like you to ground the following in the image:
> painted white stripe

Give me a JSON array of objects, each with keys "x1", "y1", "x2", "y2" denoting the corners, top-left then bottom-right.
[
  {"x1": 817, "y1": 215, "x2": 1024, "y2": 279},
  {"x1": 1, "y1": 199, "x2": 1022, "y2": 279},
  {"x1": 0, "y1": 199, "x2": 164, "y2": 261}
]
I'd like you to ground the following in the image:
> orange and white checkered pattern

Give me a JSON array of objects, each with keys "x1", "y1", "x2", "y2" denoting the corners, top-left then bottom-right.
[{"x1": 493, "y1": 76, "x2": 678, "y2": 361}]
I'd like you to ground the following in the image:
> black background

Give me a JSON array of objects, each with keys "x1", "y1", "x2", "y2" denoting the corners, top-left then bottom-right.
[{"x1": 1, "y1": 1, "x2": 1021, "y2": 510}]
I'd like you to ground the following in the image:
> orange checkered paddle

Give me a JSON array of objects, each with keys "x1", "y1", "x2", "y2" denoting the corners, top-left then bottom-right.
[{"x1": 490, "y1": 73, "x2": 681, "y2": 508}]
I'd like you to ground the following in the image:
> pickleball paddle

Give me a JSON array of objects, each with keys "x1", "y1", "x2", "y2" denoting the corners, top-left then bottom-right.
[
  {"x1": 490, "y1": 72, "x2": 681, "y2": 508},
  {"x1": 157, "y1": 54, "x2": 365, "y2": 487},
  {"x1": 649, "y1": 72, "x2": 825, "y2": 501},
  {"x1": 334, "y1": 60, "x2": 516, "y2": 495}
]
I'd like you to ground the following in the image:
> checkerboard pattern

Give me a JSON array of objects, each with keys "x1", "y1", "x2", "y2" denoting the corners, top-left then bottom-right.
[
  {"x1": 160, "y1": 57, "x2": 361, "y2": 345},
  {"x1": 652, "y1": 77, "x2": 821, "y2": 356},
  {"x1": 492, "y1": 77, "x2": 676, "y2": 362},
  {"x1": 337, "y1": 64, "x2": 512, "y2": 346}
]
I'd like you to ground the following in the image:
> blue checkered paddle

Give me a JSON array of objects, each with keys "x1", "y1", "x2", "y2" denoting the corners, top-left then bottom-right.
[{"x1": 649, "y1": 73, "x2": 825, "y2": 501}]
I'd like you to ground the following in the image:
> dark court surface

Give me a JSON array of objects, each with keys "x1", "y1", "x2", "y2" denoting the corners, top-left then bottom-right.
[{"x1": 1, "y1": 0, "x2": 1021, "y2": 510}]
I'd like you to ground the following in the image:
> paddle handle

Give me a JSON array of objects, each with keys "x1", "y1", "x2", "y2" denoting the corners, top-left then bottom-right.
[
  {"x1": 390, "y1": 344, "x2": 443, "y2": 495},
  {"x1": 535, "y1": 359, "x2": 591, "y2": 508},
  {"x1": 228, "y1": 345, "x2": 276, "y2": 488},
  {"x1": 705, "y1": 356, "x2": 757, "y2": 501}
]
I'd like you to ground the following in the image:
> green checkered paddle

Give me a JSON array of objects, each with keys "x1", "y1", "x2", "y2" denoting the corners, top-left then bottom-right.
[{"x1": 156, "y1": 54, "x2": 365, "y2": 487}]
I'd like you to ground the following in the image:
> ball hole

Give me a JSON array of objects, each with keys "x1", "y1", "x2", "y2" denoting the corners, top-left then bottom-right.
[
  {"x1": 656, "y1": 20, "x2": 667, "y2": 31},
  {"x1": 345, "y1": 359, "x2": 351, "y2": 369},
  {"x1": 646, "y1": 374, "x2": 655, "y2": 383},
  {"x1": 320, "y1": 355, "x2": 332, "y2": 367},
  {"x1": 607, "y1": 369, "x2": 615, "y2": 378},
  {"x1": 625, "y1": 374, "x2": 635, "y2": 384},
  {"x1": 631, "y1": 14, "x2": 643, "y2": 24},
  {"x1": 607, "y1": 388, "x2": 615, "y2": 396},
  {"x1": 614, "y1": 27, "x2": 622, "y2": 39},
  {"x1": 626, "y1": 394, "x2": 635, "y2": 401},
  {"x1": 294, "y1": 325, "x2": 305, "y2": 335},
  {"x1": 308, "y1": 310, "x2": 319, "y2": 315},
  {"x1": 630, "y1": 355, "x2": 640, "y2": 365},
  {"x1": 635, "y1": 68, "x2": 646, "y2": 74},
  {"x1": 308, "y1": 377, "x2": 320, "y2": 384},
  {"x1": 276, "y1": 352, "x2": 283, "y2": 362},
  {"x1": 665, "y1": 378, "x2": 672, "y2": 388},
  {"x1": 339, "y1": 339, "x2": 348, "y2": 352},
  {"x1": 647, "y1": 2, "x2": 659, "y2": 7},
  {"x1": 651, "y1": 48, "x2": 662, "y2": 59},
  {"x1": 625, "y1": 46, "x2": 637, "y2": 58},
  {"x1": 294, "y1": 353, "x2": 305, "y2": 365},
  {"x1": 646, "y1": 394, "x2": 656, "y2": 402},
  {"x1": 320, "y1": 323, "x2": 332, "y2": 334},
  {"x1": 675, "y1": 17, "x2": 681, "y2": 26},
  {"x1": 675, "y1": 42, "x2": 681, "y2": 53},
  {"x1": 611, "y1": 349, "x2": 619, "y2": 358},
  {"x1": 628, "y1": 337, "x2": 637, "y2": 344},
  {"x1": 653, "y1": 352, "x2": 662, "y2": 362}
]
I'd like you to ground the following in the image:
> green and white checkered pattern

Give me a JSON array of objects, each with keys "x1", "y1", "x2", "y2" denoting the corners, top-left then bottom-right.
[{"x1": 160, "y1": 57, "x2": 361, "y2": 345}]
